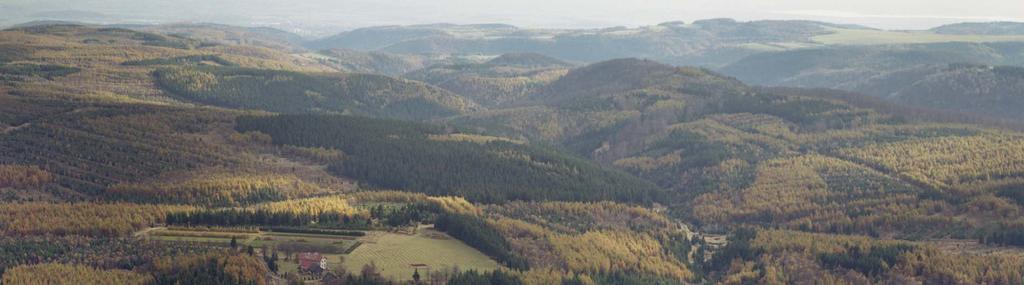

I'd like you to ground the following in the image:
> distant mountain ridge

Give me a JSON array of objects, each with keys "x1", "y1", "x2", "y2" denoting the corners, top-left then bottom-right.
[
  {"x1": 883, "y1": 64, "x2": 1024, "y2": 120},
  {"x1": 5, "y1": 21, "x2": 309, "y2": 51},
  {"x1": 306, "y1": 19, "x2": 847, "y2": 67},
  {"x1": 932, "y1": 21, "x2": 1024, "y2": 35},
  {"x1": 138, "y1": 23, "x2": 308, "y2": 51},
  {"x1": 314, "y1": 48, "x2": 434, "y2": 76},
  {"x1": 11, "y1": 19, "x2": 1024, "y2": 70},
  {"x1": 719, "y1": 42, "x2": 1024, "y2": 121}
]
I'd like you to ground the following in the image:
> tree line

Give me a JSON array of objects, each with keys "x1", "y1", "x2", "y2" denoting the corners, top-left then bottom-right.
[{"x1": 435, "y1": 213, "x2": 529, "y2": 271}]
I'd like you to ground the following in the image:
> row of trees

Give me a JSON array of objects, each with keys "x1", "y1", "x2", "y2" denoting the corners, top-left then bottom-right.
[
  {"x1": 444, "y1": 270, "x2": 522, "y2": 285},
  {"x1": 319, "y1": 266, "x2": 525, "y2": 285},
  {"x1": 166, "y1": 207, "x2": 370, "y2": 228},
  {"x1": 165, "y1": 195, "x2": 444, "y2": 229}
]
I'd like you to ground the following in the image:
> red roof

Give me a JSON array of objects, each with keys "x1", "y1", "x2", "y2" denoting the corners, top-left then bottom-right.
[{"x1": 298, "y1": 252, "x2": 323, "y2": 270}]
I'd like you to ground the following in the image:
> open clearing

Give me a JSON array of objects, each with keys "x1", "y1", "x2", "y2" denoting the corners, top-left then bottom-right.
[
  {"x1": 814, "y1": 28, "x2": 1024, "y2": 45},
  {"x1": 147, "y1": 228, "x2": 359, "y2": 254},
  {"x1": 342, "y1": 225, "x2": 500, "y2": 281},
  {"x1": 143, "y1": 225, "x2": 499, "y2": 281}
]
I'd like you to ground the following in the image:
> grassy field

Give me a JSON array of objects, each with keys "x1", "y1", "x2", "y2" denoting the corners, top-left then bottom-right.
[
  {"x1": 144, "y1": 225, "x2": 499, "y2": 281},
  {"x1": 342, "y1": 226, "x2": 500, "y2": 281},
  {"x1": 151, "y1": 235, "x2": 249, "y2": 244},
  {"x1": 150, "y1": 229, "x2": 256, "y2": 239},
  {"x1": 148, "y1": 228, "x2": 358, "y2": 253},
  {"x1": 814, "y1": 28, "x2": 1024, "y2": 45}
]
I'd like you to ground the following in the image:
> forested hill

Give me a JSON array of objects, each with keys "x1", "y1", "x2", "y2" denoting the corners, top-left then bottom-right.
[
  {"x1": 154, "y1": 66, "x2": 479, "y2": 120},
  {"x1": 535, "y1": 58, "x2": 745, "y2": 102},
  {"x1": 235, "y1": 114, "x2": 664, "y2": 203},
  {"x1": 452, "y1": 58, "x2": 1024, "y2": 245},
  {"x1": 136, "y1": 23, "x2": 308, "y2": 52},
  {"x1": 875, "y1": 64, "x2": 1024, "y2": 121},
  {"x1": 403, "y1": 53, "x2": 572, "y2": 106},
  {"x1": 719, "y1": 42, "x2": 1024, "y2": 87},
  {"x1": 0, "y1": 24, "x2": 657, "y2": 206},
  {"x1": 718, "y1": 43, "x2": 1024, "y2": 121},
  {"x1": 7, "y1": 21, "x2": 1024, "y2": 285},
  {"x1": 483, "y1": 53, "x2": 573, "y2": 68},
  {"x1": 314, "y1": 48, "x2": 433, "y2": 76}
]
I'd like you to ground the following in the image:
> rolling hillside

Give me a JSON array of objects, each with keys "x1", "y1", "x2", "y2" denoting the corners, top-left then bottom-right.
[
  {"x1": 720, "y1": 42, "x2": 1024, "y2": 86},
  {"x1": 235, "y1": 114, "x2": 664, "y2": 203},
  {"x1": 307, "y1": 19, "x2": 851, "y2": 67},
  {"x1": 404, "y1": 53, "x2": 572, "y2": 106},
  {"x1": 153, "y1": 66, "x2": 478, "y2": 120},
  {"x1": 879, "y1": 64, "x2": 1024, "y2": 121},
  {"x1": 311, "y1": 48, "x2": 434, "y2": 76},
  {"x1": 1, "y1": 24, "x2": 658, "y2": 205},
  {"x1": 720, "y1": 43, "x2": 1024, "y2": 121},
  {"x1": 453, "y1": 58, "x2": 1024, "y2": 243},
  {"x1": 136, "y1": 23, "x2": 308, "y2": 52},
  {"x1": 6, "y1": 20, "x2": 1024, "y2": 285}
]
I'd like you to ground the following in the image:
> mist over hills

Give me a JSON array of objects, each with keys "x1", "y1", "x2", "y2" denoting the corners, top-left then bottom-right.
[
  {"x1": 932, "y1": 22, "x2": 1024, "y2": 35},
  {"x1": 137, "y1": 23, "x2": 308, "y2": 51},
  {"x1": 306, "y1": 19, "x2": 846, "y2": 67},
  {"x1": 720, "y1": 42, "x2": 1024, "y2": 121},
  {"x1": 11, "y1": 18, "x2": 1024, "y2": 68}
]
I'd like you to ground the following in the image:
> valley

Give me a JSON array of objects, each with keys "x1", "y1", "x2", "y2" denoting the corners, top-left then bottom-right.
[{"x1": 2, "y1": 17, "x2": 1024, "y2": 285}]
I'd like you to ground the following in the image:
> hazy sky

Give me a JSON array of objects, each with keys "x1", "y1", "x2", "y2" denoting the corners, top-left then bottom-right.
[{"x1": 3, "y1": 0, "x2": 1024, "y2": 34}]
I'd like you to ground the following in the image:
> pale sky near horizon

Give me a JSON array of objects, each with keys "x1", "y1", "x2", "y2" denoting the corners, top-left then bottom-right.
[{"x1": 3, "y1": 0, "x2": 1023, "y2": 33}]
